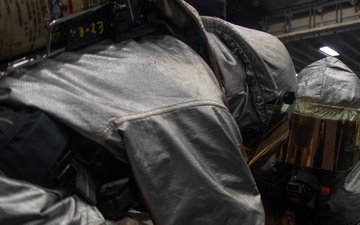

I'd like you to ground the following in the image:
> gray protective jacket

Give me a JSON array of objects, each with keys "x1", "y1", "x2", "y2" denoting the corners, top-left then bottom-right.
[{"x1": 0, "y1": 0, "x2": 296, "y2": 224}]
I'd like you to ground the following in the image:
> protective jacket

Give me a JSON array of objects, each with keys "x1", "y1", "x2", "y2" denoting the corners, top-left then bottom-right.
[{"x1": 0, "y1": 0, "x2": 296, "y2": 224}]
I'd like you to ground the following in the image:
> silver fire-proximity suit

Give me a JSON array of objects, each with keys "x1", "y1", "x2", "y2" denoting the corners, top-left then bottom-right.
[{"x1": 0, "y1": 0, "x2": 297, "y2": 224}]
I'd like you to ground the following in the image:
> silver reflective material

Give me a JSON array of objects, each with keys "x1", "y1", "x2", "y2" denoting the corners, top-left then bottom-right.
[
  {"x1": 297, "y1": 57, "x2": 360, "y2": 107},
  {"x1": 277, "y1": 57, "x2": 360, "y2": 172},
  {"x1": 202, "y1": 17, "x2": 297, "y2": 165},
  {"x1": 0, "y1": 0, "x2": 299, "y2": 224},
  {"x1": 0, "y1": 175, "x2": 106, "y2": 224},
  {"x1": 0, "y1": 35, "x2": 263, "y2": 224},
  {"x1": 279, "y1": 57, "x2": 360, "y2": 225}
]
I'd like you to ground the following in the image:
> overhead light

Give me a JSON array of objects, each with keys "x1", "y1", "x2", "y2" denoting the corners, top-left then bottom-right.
[{"x1": 319, "y1": 46, "x2": 339, "y2": 56}]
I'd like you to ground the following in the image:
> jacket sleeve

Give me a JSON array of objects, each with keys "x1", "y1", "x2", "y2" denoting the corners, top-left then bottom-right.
[
  {"x1": 111, "y1": 104, "x2": 264, "y2": 225},
  {"x1": 0, "y1": 35, "x2": 264, "y2": 225},
  {"x1": 0, "y1": 175, "x2": 106, "y2": 225}
]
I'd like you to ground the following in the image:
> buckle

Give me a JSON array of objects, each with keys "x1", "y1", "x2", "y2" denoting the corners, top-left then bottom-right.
[{"x1": 110, "y1": 0, "x2": 157, "y2": 42}]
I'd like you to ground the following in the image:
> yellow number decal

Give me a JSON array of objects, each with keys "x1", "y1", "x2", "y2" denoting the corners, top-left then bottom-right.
[
  {"x1": 91, "y1": 23, "x2": 96, "y2": 34},
  {"x1": 97, "y1": 21, "x2": 104, "y2": 34},
  {"x1": 70, "y1": 29, "x2": 76, "y2": 37},
  {"x1": 78, "y1": 27, "x2": 85, "y2": 37}
]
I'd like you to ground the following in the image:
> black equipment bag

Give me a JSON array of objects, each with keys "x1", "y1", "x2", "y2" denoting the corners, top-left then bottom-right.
[{"x1": 0, "y1": 106, "x2": 71, "y2": 185}]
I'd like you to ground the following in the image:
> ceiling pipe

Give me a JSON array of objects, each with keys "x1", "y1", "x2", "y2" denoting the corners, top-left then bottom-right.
[{"x1": 276, "y1": 19, "x2": 360, "y2": 42}]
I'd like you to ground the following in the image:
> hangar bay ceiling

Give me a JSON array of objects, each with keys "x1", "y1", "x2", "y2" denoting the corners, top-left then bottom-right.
[{"x1": 227, "y1": 0, "x2": 360, "y2": 76}]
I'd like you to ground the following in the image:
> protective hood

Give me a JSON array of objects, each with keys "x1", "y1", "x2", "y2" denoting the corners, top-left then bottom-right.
[
  {"x1": 277, "y1": 57, "x2": 360, "y2": 172},
  {"x1": 297, "y1": 56, "x2": 360, "y2": 107},
  {"x1": 202, "y1": 16, "x2": 297, "y2": 167},
  {"x1": 277, "y1": 57, "x2": 360, "y2": 225}
]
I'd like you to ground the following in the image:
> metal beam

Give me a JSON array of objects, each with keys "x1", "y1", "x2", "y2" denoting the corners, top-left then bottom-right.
[{"x1": 276, "y1": 19, "x2": 360, "y2": 42}]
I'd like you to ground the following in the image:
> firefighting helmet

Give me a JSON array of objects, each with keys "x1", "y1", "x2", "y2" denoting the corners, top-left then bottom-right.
[
  {"x1": 274, "y1": 57, "x2": 360, "y2": 209},
  {"x1": 276, "y1": 57, "x2": 360, "y2": 173}
]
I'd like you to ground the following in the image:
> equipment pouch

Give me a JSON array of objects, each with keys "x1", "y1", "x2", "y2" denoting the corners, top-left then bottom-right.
[{"x1": 0, "y1": 106, "x2": 71, "y2": 185}]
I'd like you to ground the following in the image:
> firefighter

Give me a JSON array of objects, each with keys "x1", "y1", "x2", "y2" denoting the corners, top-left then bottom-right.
[
  {"x1": 0, "y1": 0, "x2": 297, "y2": 224},
  {"x1": 256, "y1": 57, "x2": 360, "y2": 225}
]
